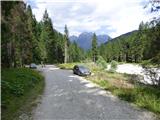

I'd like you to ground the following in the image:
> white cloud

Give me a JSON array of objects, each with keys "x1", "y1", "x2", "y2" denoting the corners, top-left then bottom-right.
[{"x1": 26, "y1": 0, "x2": 156, "y2": 38}]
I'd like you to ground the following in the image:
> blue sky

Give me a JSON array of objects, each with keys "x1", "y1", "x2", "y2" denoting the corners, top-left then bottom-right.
[{"x1": 25, "y1": 0, "x2": 158, "y2": 38}]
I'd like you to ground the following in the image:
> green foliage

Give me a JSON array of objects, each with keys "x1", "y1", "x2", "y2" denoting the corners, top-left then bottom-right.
[
  {"x1": 141, "y1": 60, "x2": 153, "y2": 67},
  {"x1": 69, "y1": 41, "x2": 85, "y2": 62},
  {"x1": 110, "y1": 60, "x2": 118, "y2": 72},
  {"x1": 99, "y1": 20, "x2": 160, "y2": 65},
  {"x1": 1, "y1": 1, "x2": 65, "y2": 67},
  {"x1": 1, "y1": 68, "x2": 44, "y2": 120},
  {"x1": 92, "y1": 33, "x2": 98, "y2": 62},
  {"x1": 99, "y1": 31, "x2": 142, "y2": 63},
  {"x1": 1, "y1": 2, "x2": 35, "y2": 67},
  {"x1": 96, "y1": 56, "x2": 107, "y2": 69},
  {"x1": 143, "y1": 21, "x2": 160, "y2": 64},
  {"x1": 114, "y1": 86, "x2": 160, "y2": 115}
]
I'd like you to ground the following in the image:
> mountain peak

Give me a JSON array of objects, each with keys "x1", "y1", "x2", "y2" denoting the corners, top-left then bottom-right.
[{"x1": 70, "y1": 32, "x2": 111, "y2": 50}]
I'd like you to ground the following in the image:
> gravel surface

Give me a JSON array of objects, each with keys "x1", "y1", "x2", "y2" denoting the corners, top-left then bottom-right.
[{"x1": 32, "y1": 65, "x2": 157, "y2": 120}]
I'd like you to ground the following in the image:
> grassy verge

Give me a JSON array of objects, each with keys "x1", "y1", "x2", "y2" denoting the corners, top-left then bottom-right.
[
  {"x1": 58, "y1": 62, "x2": 160, "y2": 116},
  {"x1": 1, "y1": 68, "x2": 45, "y2": 120},
  {"x1": 57, "y1": 62, "x2": 81, "y2": 69},
  {"x1": 57, "y1": 62, "x2": 102, "y2": 72},
  {"x1": 87, "y1": 71, "x2": 160, "y2": 115}
]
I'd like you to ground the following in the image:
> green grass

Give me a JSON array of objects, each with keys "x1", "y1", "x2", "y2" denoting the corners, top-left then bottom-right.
[
  {"x1": 112, "y1": 86, "x2": 160, "y2": 114},
  {"x1": 92, "y1": 79, "x2": 109, "y2": 88},
  {"x1": 1, "y1": 68, "x2": 45, "y2": 120},
  {"x1": 57, "y1": 62, "x2": 81, "y2": 69},
  {"x1": 57, "y1": 62, "x2": 102, "y2": 72}
]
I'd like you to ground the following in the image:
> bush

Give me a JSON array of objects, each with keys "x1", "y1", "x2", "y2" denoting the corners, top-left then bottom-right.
[
  {"x1": 109, "y1": 60, "x2": 118, "y2": 72},
  {"x1": 96, "y1": 56, "x2": 107, "y2": 69}
]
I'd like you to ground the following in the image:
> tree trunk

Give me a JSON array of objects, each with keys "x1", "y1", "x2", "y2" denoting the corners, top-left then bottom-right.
[{"x1": 64, "y1": 41, "x2": 68, "y2": 63}]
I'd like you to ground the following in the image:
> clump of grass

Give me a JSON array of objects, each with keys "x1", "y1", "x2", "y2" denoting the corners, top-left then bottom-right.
[
  {"x1": 114, "y1": 86, "x2": 160, "y2": 114},
  {"x1": 112, "y1": 88, "x2": 136, "y2": 102},
  {"x1": 92, "y1": 79, "x2": 109, "y2": 89},
  {"x1": 134, "y1": 86, "x2": 160, "y2": 113},
  {"x1": 1, "y1": 68, "x2": 45, "y2": 120}
]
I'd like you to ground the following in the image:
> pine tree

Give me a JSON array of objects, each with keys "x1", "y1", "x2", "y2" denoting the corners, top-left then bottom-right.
[
  {"x1": 1, "y1": 1, "x2": 16, "y2": 67},
  {"x1": 64, "y1": 25, "x2": 69, "y2": 63},
  {"x1": 39, "y1": 9, "x2": 54, "y2": 63},
  {"x1": 9, "y1": 2, "x2": 33, "y2": 67},
  {"x1": 92, "y1": 33, "x2": 98, "y2": 62},
  {"x1": 69, "y1": 41, "x2": 85, "y2": 62},
  {"x1": 26, "y1": 5, "x2": 41, "y2": 63}
]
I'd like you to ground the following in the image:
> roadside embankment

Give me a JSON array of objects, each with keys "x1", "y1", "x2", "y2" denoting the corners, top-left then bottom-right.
[{"x1": 1, "y1": 68, "x2": 45, "y2": 120}]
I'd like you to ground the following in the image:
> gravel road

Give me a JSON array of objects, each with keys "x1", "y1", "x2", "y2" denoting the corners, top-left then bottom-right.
[{"x1": 32, "y1": 65, "x2": 157, "y2": 120}]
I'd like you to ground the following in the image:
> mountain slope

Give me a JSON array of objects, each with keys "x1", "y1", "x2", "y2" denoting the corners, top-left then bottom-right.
[
  {"x1": 70, "y1": 32, "x2": 111, "y2": 50},
  {"x1": 105, "y1": 30, "x2": 138, "y2": 44}
]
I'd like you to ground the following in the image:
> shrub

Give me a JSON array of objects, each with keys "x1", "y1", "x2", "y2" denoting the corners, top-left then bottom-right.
[
  {"x1": 109, "y1": 60, "x2": 118, "y2": 72},
  {"x1": 96, "y1": 56, "x2": 107, "y2": 69}
]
